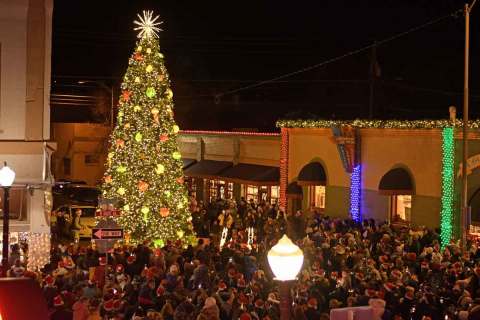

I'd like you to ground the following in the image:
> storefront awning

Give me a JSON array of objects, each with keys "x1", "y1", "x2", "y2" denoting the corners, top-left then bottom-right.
[
  {"x1": 286, "y1": 182, "x2": 303, "y2": 198},
  {"x1": 182, "y1": 158, "x2": 196, "y2": 169},
  {"x1": 297, "y1": 162, "x2": 326, "y2": 186},
  {"x1": 218, "y1": 163, "x2": 279, "y2": 186},
  {"x1": 379, "y1": 168, "x2": 414, "y2": 195},
  {"x1": 183, "y1": 160, "x2": 232, "y2": 179}
]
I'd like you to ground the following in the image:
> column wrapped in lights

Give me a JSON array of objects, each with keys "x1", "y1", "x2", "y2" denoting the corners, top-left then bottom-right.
[
  {"x1": 349, "y1": 165, "x2": 361, "y2": 222},
  {"x1": 279, "y1": 128, "x2": 289, "y2": 212},
  {"x1": 440, "y1": 127, "x2": 455, "y2": 248}
]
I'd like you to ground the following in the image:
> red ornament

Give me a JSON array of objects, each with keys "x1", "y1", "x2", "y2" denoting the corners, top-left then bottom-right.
[
  {"x1": 116, "y1": 139, "x2": 125, "y2": 148},
  {"x1": 176, "y1": 177, "x2": 184, "y2": 184},
  {"x1": 104, "y1": 175, "x2": 112, "y2": 184},
  {"x1": 138, "y1": 181, "x2": 149, "y2": 192},
  {"x1": 159, "y1": 135, "x2": 169, "y2": 142},
  {"x1": 134, "y1": 52, "x2": 143, "y2": 61},
  {"x1": 122, "y1": 91, "x2": 131, "y2": 101},
  {"x1": 160, "y1": 208, "x2": 170, "y2": 217}
]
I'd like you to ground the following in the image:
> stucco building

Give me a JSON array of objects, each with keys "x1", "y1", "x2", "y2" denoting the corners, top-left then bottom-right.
[{"x1": 0, "y1": 0, "x2": 54, "y2": 268}]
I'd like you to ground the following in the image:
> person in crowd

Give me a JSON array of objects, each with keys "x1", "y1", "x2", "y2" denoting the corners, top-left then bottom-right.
[{"x1": 70, "y1": 209, "x2": 83, "y2": 243}]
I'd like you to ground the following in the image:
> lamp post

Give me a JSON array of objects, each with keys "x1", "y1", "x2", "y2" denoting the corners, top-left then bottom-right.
[
  {"x1": 0, "y1": 162, "x2": 15, "y2": 277},
  {"x1": 267, "y1": 234, "x2": 304, "y2": 320},
  {"x1": 78, "y1": 80, "x2": 115, "y2": 129}
]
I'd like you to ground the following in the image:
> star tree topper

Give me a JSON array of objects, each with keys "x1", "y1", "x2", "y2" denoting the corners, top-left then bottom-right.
[{"x1": 134, "y1": 10, "x2": 163, "y2": 38}]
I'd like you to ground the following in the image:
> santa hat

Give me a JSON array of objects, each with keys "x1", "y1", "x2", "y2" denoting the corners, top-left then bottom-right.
[
  {"x1": 103, "y1": 299, "x2": 114, "y2": 312},
  {"x1": 307, "y1": 298, "x2": 317, "y2": 308},
  {"x1": 228, "y1": 268, "x2": 237, "y2": 278},
  {"x1": 237, "y1": 278, "x2": 247, "y2": 288},
  {"x1": 421, "y1": 261, "x2": 429, "y2": 269},
  {"x1": 156, "y1": 285, "x2": 165, "y2": 296},
  {"x1": 218, "y1": 281, "x2": 227, "y2": 291},
  {"x1": 116, "y1": 264, "x2": 124, "y2": 273},
  {"x1": 154, "y1": 248, "x2": 163, "y2": 257},
  {"x1": 99, "y1": 257, "x2": 107, "y2": 266},
  {"x1": 379, "y1": 255, "x2": 389, "y2": 263},
  {"x1": 127, "y1": 255, "x2": 136, "y2": 264},
  {"x1": 383, "y1": 282, "x2": 395, "y2": 292},
  {"x1": 63, "y1": 259, "x2": 75, "y2": 269},
  {"x1": 391, "y1": 269, "x2": 402, "y2": 279},
  {"x1": 365, "y1": 289, "x2": 377, "y2": 298},
  {"x1": 254, "y1": 299, "x2": 264, "y2": 309},
  {"x1": 45, "y1": 275, "x2": 55, "y2": 286},
  {"x1": 53, "y1": 295, "x2": 64, "y2": 307},
  {"x1": 405, "y1": 252, "x2": 417, "y2": 262},
  {"x1": 240, "y1": 313, "x2": 252, "y2": 320}
]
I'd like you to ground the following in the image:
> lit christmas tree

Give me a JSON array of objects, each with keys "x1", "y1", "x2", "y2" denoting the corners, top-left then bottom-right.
[{"x1": 102, "y1": 11, "x2": 195, "y2": 246}]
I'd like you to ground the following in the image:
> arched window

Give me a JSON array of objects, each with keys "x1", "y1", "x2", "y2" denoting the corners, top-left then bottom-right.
[
  {"x1": 379, "y1": 167, "x2": 414, "y2": 223},
  {"x1": 297, "y1": 162, "x2": 327, "y2": 210}
]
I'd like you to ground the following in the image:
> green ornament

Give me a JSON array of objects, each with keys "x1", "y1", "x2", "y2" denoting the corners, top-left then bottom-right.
[
  {"x1": 172, "y1": 151, "x2": 181, "y2": 160},
  {"x1": 116, "y1": 166, "x2": 127, "y2": 173},
  {"x1": 154, "y1": 239, "x2": 164, "y2": 248},
  {"x1": 172, "y1": 125, "x2": 180, "y2": 133},
  {"x1": 118, "y1": 111, "x2": 124, "y2": 118},
  {"x1": 158, "y1": 53, "x2": 164, "y2": 59},
  {"x1": 165, "y1": 190, "x2": 171, "y2": 196},
  {"x1": 135, "y1": 132, "x2": 143, "y2": 142},
  {"x1": 146, "y1": 87, "x2": 156, "y2": 98}
]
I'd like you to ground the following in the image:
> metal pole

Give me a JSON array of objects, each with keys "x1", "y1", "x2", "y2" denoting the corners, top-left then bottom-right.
[
  {"x1": 279, "y1": 281, "x2": 292, "y2": 320},
  {"x1": 462, "y1": 3, "x2": 470, "y2": 250},
  {"x1": 2, "y1": 187, "x2": 10, "y2": 277}
]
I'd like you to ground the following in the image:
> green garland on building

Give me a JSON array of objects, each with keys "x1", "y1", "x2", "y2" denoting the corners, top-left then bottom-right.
[{"x1": 276, "y1": 119, "x2": 480, "y2": 129}]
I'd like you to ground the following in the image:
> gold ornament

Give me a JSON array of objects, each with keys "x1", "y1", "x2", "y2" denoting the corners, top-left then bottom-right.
[
  {"x1": 146, "y1": 48, "x2": 152, "y2": 54},
  {"x1": 177, "y1": 203, "x2": 184, "y2": 209},
  {"x1": 158, "y1": 74, "x2": 164, "y2": 81},
  {"x1": 172, "y1": 151, "x2": 181, "y2": 160},
  {"x1": 177, "y1": 230, "x2": 184, "y2": 238},
  {"x1": 151, "y1": 108, "x2": 159, "y2": 115},
  {"x1": 117, "y1": 187, "x2": 126, "y2": 195},
  {"x1": 135, "y1": 132, "x2": 143, "y2": 142},
  {"x1": 165, "y1": 88, "x2": 173, "y2": 99},
  {"x1": 146, "y1": 65, "x2": 153, "y2": 73},
  {"x1": 137, "y1": 46, "x2": 142, "y2": 52},
  {"x1": 141, "y1": 207, "x2": 150, "y2": 214},
  {"x1": 123, "y1": 204, "x2": 130, "y2": 211},
  {"x1": 116, "y1": 166, "x2": 127, "y2": 173},
  {"x1": 124, "y1": 123, "x2": 131, "y2": 129},
  {"x1": 172, "y1": 125, "x2": 180, "y2": 133},
  {"x1": 134, "y1": 105, "x2": 142, "y2": 112},
  {"x1": 134, "y1": 77, "x2": 140, "y2": 83},
  {"x1": 108, "y1": 152, "x2": 114, "y2": 159},
  {"x1": 155, "y1": 164, "x2": 165, "y2": 174}
]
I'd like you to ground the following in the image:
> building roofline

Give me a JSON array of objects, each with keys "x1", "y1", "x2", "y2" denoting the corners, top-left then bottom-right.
[{"x1": 276, "y1": 119, "x2": 480, "y2": 129}]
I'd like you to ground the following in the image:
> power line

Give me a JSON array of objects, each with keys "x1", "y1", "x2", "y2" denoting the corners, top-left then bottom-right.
[{"x1": 215, "y1": 8, "x2": 461, "y2": 99}]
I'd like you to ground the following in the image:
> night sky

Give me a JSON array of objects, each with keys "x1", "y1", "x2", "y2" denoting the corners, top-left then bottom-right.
[{"x1": 52, "y1": 0, "x2": 480, "y2": 131}]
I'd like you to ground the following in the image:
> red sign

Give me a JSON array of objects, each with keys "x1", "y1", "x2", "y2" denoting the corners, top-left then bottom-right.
[
  {"x1": 92, "y1": 228, "x2": 123, "y2": 240},
  {"x1": 95, "y1": 209, "x2": 121, "y2": 217}
]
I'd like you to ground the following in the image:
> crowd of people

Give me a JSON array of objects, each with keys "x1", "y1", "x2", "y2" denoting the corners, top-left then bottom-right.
[{"x1": 9, "y1": 197, "x2": 480, "y2": 319}]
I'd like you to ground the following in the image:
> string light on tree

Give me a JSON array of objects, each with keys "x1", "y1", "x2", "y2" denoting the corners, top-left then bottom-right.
[
  {"x1": 101, "y1": 11, "x2": 196, "y2": 245},
  {"x1": 440, "y1": 127, "x2": 455, "y2": 248}
]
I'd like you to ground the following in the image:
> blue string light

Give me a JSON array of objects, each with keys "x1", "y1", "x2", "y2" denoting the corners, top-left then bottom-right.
[{"x1": 350, "y1": 164, "x2": 362, "y2": 222}]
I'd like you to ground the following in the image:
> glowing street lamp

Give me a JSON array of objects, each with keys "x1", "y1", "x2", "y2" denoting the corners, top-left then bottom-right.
[
  {"x1": 268, "y1": 234, "x2": 304, "y2": 320},
  {"x1": 0, "y1": 162, "x2": 15, "y2": 277}
]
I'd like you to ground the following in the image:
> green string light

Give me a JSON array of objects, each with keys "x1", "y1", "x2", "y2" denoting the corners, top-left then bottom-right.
[
  {"x1": 440, "y1": 127, "x2": 454, "y2": 248},
  {"x1": 277, "y1": 119, "x2": 480, "y2": 129}
]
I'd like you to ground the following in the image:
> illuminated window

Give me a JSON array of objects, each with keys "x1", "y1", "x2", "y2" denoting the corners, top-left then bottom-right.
[
  {"x1": 270, "y1": 186, "x2": 280, "y2": 205},
  {"x1": 246, "y1": 185, "x2": 259, "y2": 202},
  {"x1": 309, "y1": 185, "x2": 326, "y2": 209},
  {"x1": 184, "y1": 177, "x2": 196, "y2": 196},
  {"x1": 0, "y1": 187, "x2": 28, "y2": 220},
  {"x1": 391, "y1": 195, "x2": 411, "y2": 222},
  {"x1": 209, "y1": 180, "x2": 233, "y2": 202}
]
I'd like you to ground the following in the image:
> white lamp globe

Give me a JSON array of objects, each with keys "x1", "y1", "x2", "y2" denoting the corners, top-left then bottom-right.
[
  {"x1": 0, "y1": 163, "x2": 15, "y2": 187},
  {"x1": 267, "y1": 234, "x2": 304, "y2": 281}
]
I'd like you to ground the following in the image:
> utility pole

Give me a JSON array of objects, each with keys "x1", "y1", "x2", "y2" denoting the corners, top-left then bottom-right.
[
  {"x1": 461, "y1": 1, "x2": 476, "y2": 250},
  {"x1": 368, "y1": 42, "x2": 377, "y2": 119}
]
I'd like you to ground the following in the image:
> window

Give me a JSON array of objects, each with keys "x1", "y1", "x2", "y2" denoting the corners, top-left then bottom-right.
[
  {"x1": 0, "y1": 188, "x2": 28, "y2": 220},
  {"x1": 309, "y1": 185, "x2": 326, "y2": 209},
  {"x1": 391, "y1": 195, "x2": 411, "y2": 222},
  {"x1": 85, "y1": 154, "x2": 100, "y2": 165},
  {"x1": 246, "y1": 185, "x2": 259, "y2": 202},
  {"x1": 270, "y1": 186, "x2": 280, "y2": 205},
  {"x1": 209, "y1": 180, "x2": 233, "y2": 202}
]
